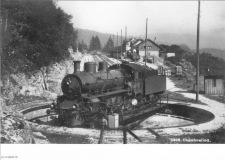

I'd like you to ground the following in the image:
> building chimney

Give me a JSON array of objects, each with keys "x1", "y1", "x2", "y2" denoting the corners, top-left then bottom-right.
[
  {"x1": 73, "y1": 61, "x2": 81, "y2": 73},
  {"x1": 154, "y1": 37, "x2": 156, "y2": 43}
]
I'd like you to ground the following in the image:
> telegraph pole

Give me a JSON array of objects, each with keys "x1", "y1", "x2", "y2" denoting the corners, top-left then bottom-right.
[
  {"x1": 76, "y1": 41, "x2": 78, "y2": 53},
  {"x1": 113, "y1": 34, "x2": 114, "y2": 58},
  {"x1": 196, "y1": 0, "x2": 200, "y2": 102},
  {"x1": 125, "y1": 26, "x2": 127, "y2": 55},
  {"x1": 117, "y1": 32, "x2": 118, "y2": 60},
  {"x1": 121, "y1": 29, "x2": 122, "y2": 61},
  {"x1": 125, "y1": 26, "x2": 127, "y2": 42},
  {"x1": 145, "y1": 18, "x2": 148, "y2": 68}
]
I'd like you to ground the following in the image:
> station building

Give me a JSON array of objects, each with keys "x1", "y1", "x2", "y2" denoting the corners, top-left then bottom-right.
[{"x1": 126, "y1": 38, "x2": 166, "y2": 63}]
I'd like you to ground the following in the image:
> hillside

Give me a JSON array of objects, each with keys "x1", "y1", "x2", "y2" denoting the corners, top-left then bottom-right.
[
  {"x1": 199, "y1": 48, "x2": 225, "y2": 60},
  {"x1": 76, "y1": 28, "x2": 125, "y2": 48},
  {"x1": 76, "y1": 28, "x2": 225, "y2": 51},
  {"x1": 2, "y1": 0, "x2": 78, "y2": 75},
  {"x1": 148, "y1": 33, "x2": 225, "y2": 50}
]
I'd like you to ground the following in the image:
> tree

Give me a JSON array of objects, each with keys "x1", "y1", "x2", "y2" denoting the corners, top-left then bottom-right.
[
  {"x1": 102, "y1": 36, "x2": 114, "y2": 53},
  {"x1": 78, "y1": 40, "x2": 88, "y2": 52},
  {"x1": 159, "y1": 44, "x2": 186, "y2": 64},
  {"x1": 89, "y1": 36, "x2": 95, "y2": 51},
  {"x1": 186, "y1": 52, "x2": 225, "y2": 76},
  {"x1": 95, "y1": 36, "x2": 101, "y2": 51},
  {"x1": 1, "y1": 0, "x2": 78, "y2": 73},
  {"x1": 89, "y1": 36, "x2": 102, "y2": 51}
]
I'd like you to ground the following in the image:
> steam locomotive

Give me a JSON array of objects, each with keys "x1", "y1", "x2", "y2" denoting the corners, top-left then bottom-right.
[
  {"x1": 50, "y1": 60, "x2": 166, "y2": 128},
  {"x1": 125, "y1": 50, "x2": 140, "y2": 61}
]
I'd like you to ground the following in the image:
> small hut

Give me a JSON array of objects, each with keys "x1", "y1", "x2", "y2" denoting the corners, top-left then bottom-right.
[{"x1": 204, "y1": 75, "x2": 224, "y2": 95}]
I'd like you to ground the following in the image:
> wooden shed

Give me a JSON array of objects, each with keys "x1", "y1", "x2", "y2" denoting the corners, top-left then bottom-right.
[{"x1": 204, "y1": 75, "x2": 224, "y2": 95}]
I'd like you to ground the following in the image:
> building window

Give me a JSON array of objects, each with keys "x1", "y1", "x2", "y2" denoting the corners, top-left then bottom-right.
[
  {"x1": 213, "y1": 79, "x2": 216, "y2": 87},
  {"x1": 144, "y1": 46, "x2": 152, "y2": 49}
]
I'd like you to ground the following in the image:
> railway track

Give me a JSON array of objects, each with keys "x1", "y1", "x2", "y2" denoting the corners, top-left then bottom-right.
[
  {"x1": 98, "y1": 55, "x2": 117, "y2": 66},
  {"x1": 92, "y1": 55, "x2": 101, "y2": 69},
  {"x1": 20, "y1": 100, "x2": 214, "y2": 144}
]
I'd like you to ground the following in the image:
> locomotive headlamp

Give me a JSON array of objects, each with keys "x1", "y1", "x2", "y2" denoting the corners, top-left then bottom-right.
[
  {"x1": 73, "y1": 105, "x2": 76, "y2": 109},
  {"x1": 128, "y1": 82, "x2": 132, "y2": 87},
  {"x1": 131, "y1": 99, "x2": 138, "y2": 106},
  {"x1": 51, "y1": 101, "x2": 56, "y2": 107}
]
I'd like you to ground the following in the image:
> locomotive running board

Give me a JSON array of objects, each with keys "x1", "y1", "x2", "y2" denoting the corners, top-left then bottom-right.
[{"x1": 81, "y1": 89, "x2": 129, "y2": 99}]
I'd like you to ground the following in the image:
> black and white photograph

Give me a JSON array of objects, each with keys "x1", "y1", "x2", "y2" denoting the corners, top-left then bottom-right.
[{"x1": 1, "y1": 0, "x2": 225, "y2": 159}]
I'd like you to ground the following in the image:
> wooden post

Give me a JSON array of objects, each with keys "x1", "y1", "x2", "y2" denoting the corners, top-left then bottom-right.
[
  {"x1": 145, "y1": 18, "x2": 148, "y2": 68},
  {"x1": 125, "y1": 26, "x2": 127, "y2": 42},
  {"x1": 117, "y1": 32, "x2": 118, "y2": 60},
  {"x1": 98, "y1": 126, "x2": 104, "y2": 144},
  {"x1": 123, "y1": 127, "x2": 127, "y2": 144},
  {"x1": 121, "y1": 29, "x2": 122, "y2": 62},
  {"x1": 144, "y1": 18, "x2": 148, "y2": 78},
  {"x1": 196, "y1": 0, "x2": 200, "y2": 102},
  {"x1": 113, "y1": 34, "x2": 114, "y2": 58}
]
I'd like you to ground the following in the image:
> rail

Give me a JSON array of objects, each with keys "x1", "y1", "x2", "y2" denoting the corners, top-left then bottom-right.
[
  {"x1": 97, "y1": 120, "x2": 170, "y2": 144},
  {"x1": 98, "y1": 55, "x2": 117, "y2": 66},
  {"x1": 92, "y1": 55, "x2": 100, "y2": 69}
]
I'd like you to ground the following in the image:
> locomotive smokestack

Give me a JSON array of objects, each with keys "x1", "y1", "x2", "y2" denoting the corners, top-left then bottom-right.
[{"x1": 73, "y1": 61, "x2": 81, "y2": 73}]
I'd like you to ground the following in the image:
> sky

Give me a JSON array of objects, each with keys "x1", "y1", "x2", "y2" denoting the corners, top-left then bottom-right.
[{"x1": 57, "y1": 1, "x2": 225, "y2": 37}]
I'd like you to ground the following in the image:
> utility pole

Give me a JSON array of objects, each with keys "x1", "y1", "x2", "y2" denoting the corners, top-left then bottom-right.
[
  {"x1": 76, "y1": 41, "x2": 78, "y2": 53},
  {"x1": 117, "y1": 32, "x2": 118, "y2": 60},
  {"x1": 107, "y1": 39, "x2": 108, "y2": 55},
  {"x1": 121, "y1": 29, "x2": 122, "y2": 61},
  {"x1": 145, "y1": 18, "x2": 148, "y2": 68},
  {"x1": 113, "y1": 34, "x2": 114, "y2": 58},
  {"x1": 125, "y1": 26, "x2": 127, "y2": 42},
  {"x1": 196, "y1": 0, "x2": 200, "y2": 102},
  {"x1": 125, "y1": 26, "x2": 127, "y2": 55}
]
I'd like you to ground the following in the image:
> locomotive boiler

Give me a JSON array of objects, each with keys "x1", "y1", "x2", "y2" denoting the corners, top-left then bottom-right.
[{"x1": 50, "y1": 60, "x2": 166, "y2": 128}]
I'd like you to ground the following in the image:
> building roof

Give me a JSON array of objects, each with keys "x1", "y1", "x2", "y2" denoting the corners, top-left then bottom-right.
[
  {"x1": 131, "y1": 39, "x2": 166, "y2": 52},
  {"x1": 204, "y1": 75, "x2": 224, "y2": 79},
  {"x1": 119, "y1": 63, "x2": 144, "y2": 71},
  {"x1": 133, "y1": 39, "x2": 143, "y2": 47}
]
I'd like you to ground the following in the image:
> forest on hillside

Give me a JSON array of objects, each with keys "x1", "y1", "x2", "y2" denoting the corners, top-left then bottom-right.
[
  {"x1": 198, "y1": 48, "x2": 225, "y2": 60},
  {"x1": 160, "y1": 44, "x2": 225, "y2": 76},
  {"x1": 1, "y1": 0, "x2": 77, "y2": 74}
]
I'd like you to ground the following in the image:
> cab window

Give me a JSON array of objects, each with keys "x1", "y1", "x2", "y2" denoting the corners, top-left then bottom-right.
[
  {"x1": 135, "y1": 71, "x2": 142, "y2": 79},
  {"x1": 138, "y1": 71, "x2": 142, "y2": 79}
]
